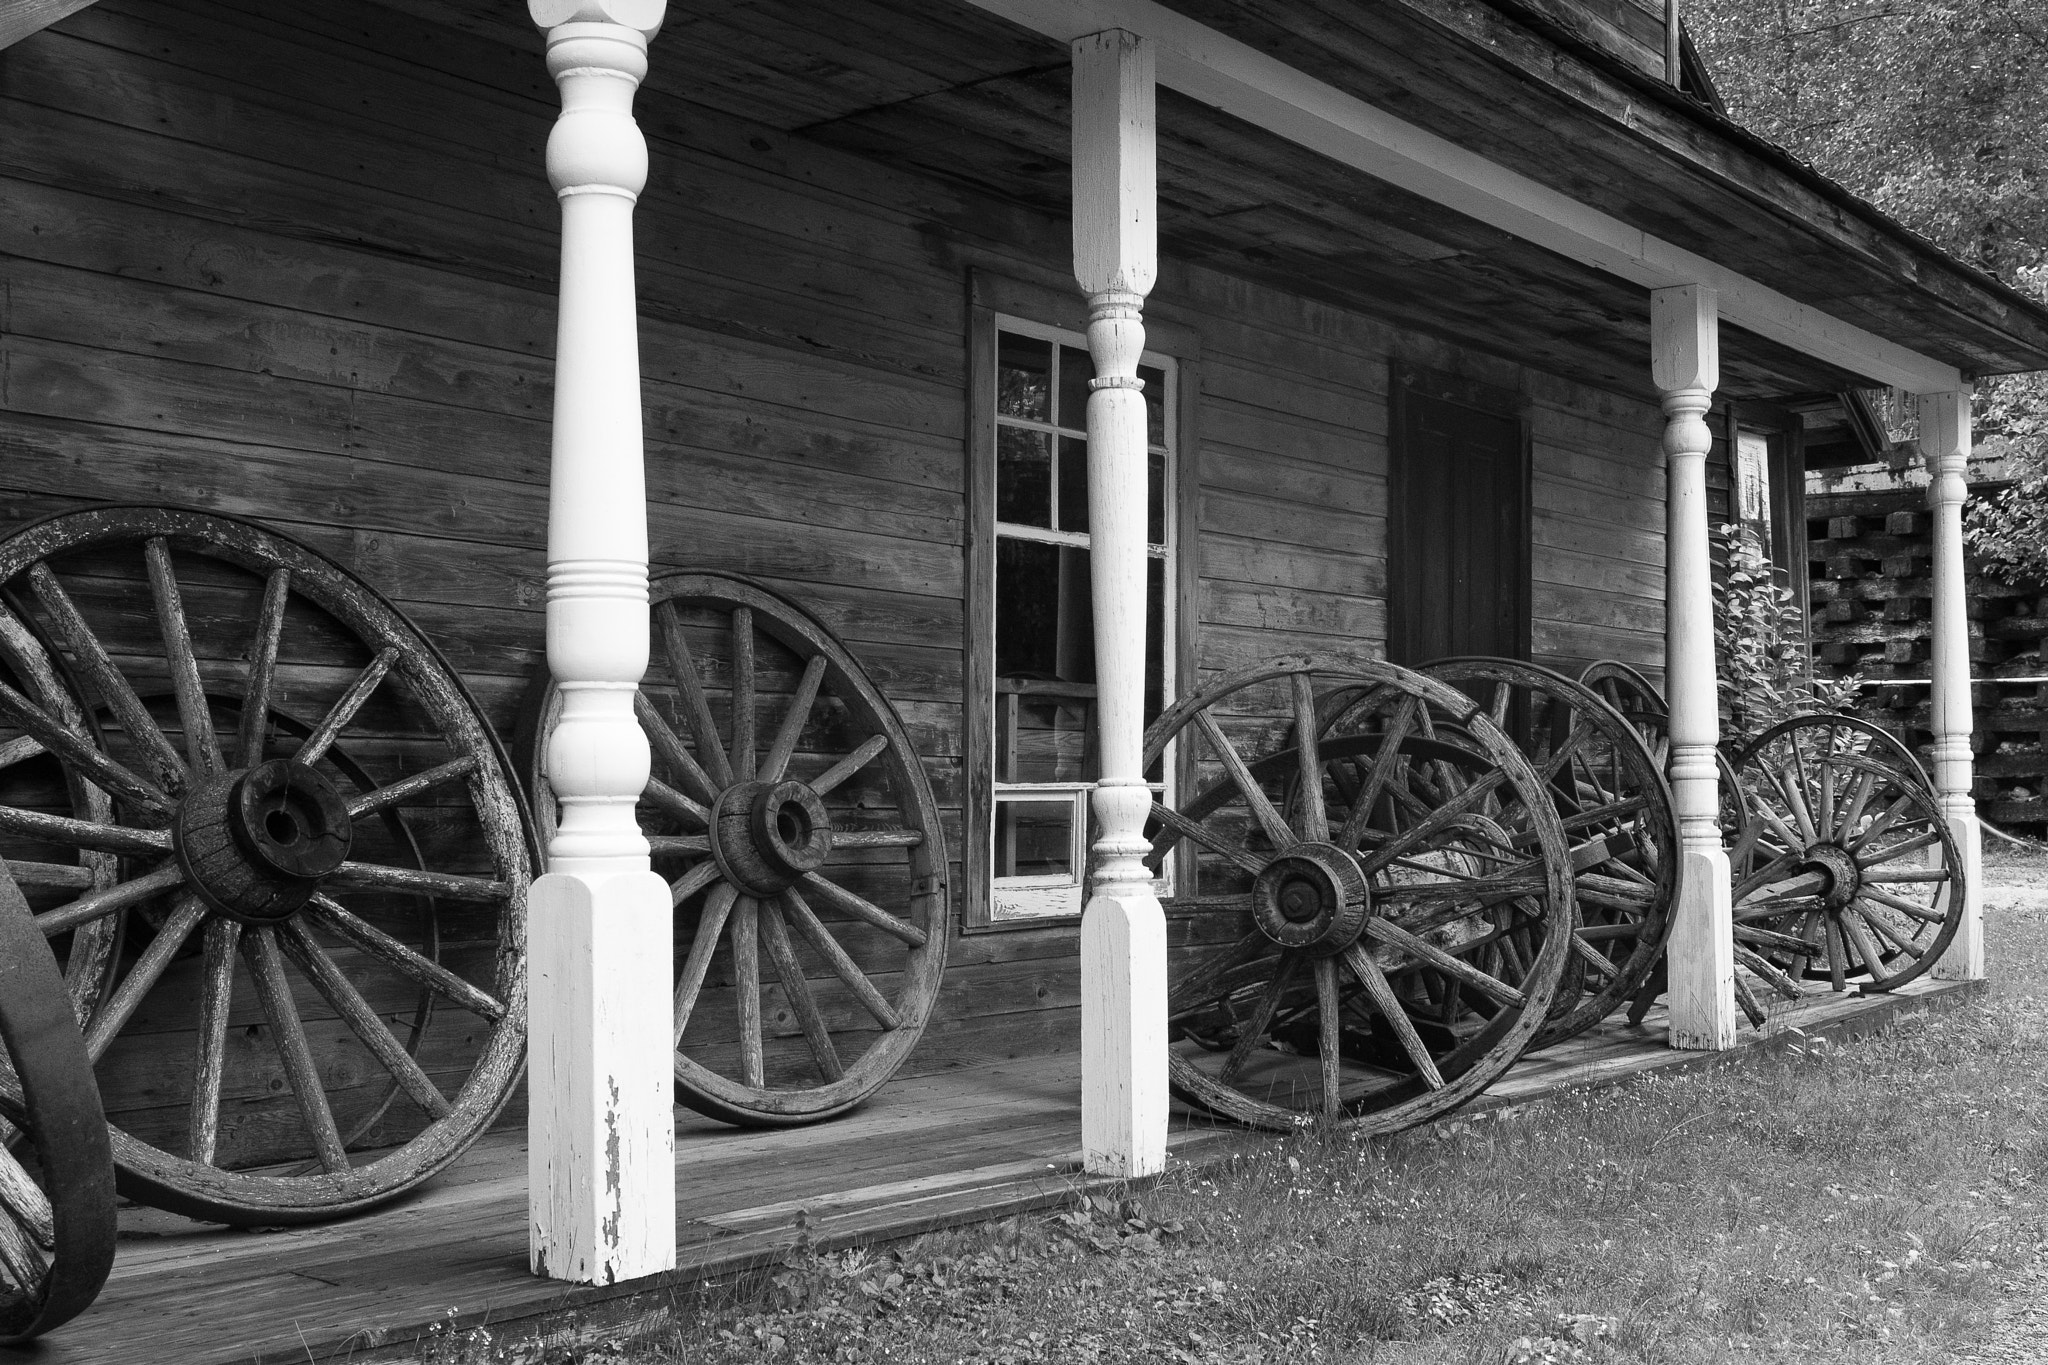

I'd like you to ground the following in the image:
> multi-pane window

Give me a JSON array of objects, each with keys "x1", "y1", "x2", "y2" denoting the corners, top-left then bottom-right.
[{"x1": 987, "y1": 318, "x2": 1175, "y2": 921}]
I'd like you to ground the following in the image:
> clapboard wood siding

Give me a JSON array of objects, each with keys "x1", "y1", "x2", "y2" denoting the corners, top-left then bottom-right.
[{"x1": 0, "y1": 0, "x2": 1673, "y2": 1149}]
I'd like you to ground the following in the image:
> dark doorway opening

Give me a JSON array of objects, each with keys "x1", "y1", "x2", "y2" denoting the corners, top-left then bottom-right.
[{"x1": 1386, "y1": 377, "x2": 1532, "y2": 667}]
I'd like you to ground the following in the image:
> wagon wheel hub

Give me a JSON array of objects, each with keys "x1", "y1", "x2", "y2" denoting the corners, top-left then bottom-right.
[
  {"x1": 1251, "y1": 841, "x2": 1369, "y2": 953},
  {"x1": 1798, "y1": 842, "x2": 1862, "y2": 913},
  {"x1": 174, "y1": 759, "x2": 353, "y2": 924},
  {"x1": 710, "y1": 778, "x2": 836, "y2": 896}
]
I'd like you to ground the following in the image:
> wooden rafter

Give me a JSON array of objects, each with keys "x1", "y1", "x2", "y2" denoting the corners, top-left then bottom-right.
[{"x1": 0, "y1": 0, "x2": 100, "y2": 51}]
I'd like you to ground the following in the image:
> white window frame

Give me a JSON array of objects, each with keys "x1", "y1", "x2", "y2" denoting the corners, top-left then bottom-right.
[{"x1": 986, "y1": 314, "x2": 1177, "y2": 923}]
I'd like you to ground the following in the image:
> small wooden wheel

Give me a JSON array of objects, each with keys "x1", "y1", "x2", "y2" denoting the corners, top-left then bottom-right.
[
  {"x1": 0, "y1": 507, "x2": 533, "y2": 1224},
  {"x1": 1729, "y1": 714, "x2": 1963, "y2": 1000},
  {"x1": 1319, "y1": 658, "x2": 1679, "y2": 1051},
  {"x1": 1148, "y1": 655, "x2": 1575, "y2": 1133},
  {"x1": 0, "y1": 861, "x2": 115, "y2": 1342},
  {"x1": 528, "y1": 572, "x2": 947, "y2": 1127}
]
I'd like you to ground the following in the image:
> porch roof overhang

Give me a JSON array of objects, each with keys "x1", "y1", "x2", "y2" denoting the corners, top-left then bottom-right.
[{"x1": 956, "y1": 0, "x2": 2042, "y2": 395}]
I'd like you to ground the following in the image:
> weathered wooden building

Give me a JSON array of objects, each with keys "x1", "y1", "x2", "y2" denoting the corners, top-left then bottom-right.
[{"x1": 0, "y1": 0, "x2": 2040, "y2": 1314}]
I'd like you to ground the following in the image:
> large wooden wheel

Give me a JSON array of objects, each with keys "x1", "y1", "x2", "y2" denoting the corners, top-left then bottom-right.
[
  {"x1": 1729, "y1": 714, "x2": 1963, "y2": 998},
  {"x1": 0, "y1": 507, "x2": 532, "y2": 1224},
  {"x1": 528, "y1": 572, "x2": 947, "y2": 1127},
  {"x1": 0, "y1": 861, "x2": 115, "y2": 1342},
  {"x1": 1148, "y1": 656, "x2": 1575, "y2": 1133},
  {"x1": 1317, "y1": 658, "x2": 1679, "y2": 1051}
]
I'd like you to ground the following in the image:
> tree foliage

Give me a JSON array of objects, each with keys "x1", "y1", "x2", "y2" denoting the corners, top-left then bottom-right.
[{"x1": 1690, "y1": 1, "x2": 2048, "y2": 576}]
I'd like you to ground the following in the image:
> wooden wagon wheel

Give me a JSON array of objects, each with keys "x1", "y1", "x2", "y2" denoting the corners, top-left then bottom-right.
[
  {"x1": 527, "y1": 572, "x2": 947, "y2": 1126},
  {"x1": 0, "y1": 506, "x2": 533, "y2": 1224},
  {"x1": 1577, "y1": 661, "x2": 1751, "y2": 844},
  {"x1": 1147, "y1": 655, "x2": 1575, "y2": 1133},
  {"x1": 0, "y1": 860, "x2": 116, "y2": 1342},
  {"x1": 1315, "y1": 658, "x2": 1679, "y2": 1051},
  {"x1": 1729, "y1": 714, "x2": 1963, "y2": 1001}
]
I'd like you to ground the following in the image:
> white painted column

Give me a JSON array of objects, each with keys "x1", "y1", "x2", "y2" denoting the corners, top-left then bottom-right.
[
  {"x1": 526, "y1": 0, "x2": 675, "y2": 1285},
  {"x1": 1072, "y1": 29, "x2": 1167, "y2": 1178},
  {"x1": 1921, "y1": 389, "x2": 1986, "y2": 980},
  {"x1": 1655, "y1": 284, "x2": 1736, "y2": 1050}
]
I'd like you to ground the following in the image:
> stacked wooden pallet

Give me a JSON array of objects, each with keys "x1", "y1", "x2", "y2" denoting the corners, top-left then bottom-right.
[{"x1": 1807, "y1": 487, "x2": 2048, "y2": 833}]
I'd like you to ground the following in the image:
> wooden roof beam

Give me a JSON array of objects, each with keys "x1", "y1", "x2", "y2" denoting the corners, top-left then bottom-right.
[
  {"x1": 0, "y1": 0, "x2": 101, "y2": 50},
  {"x1": 959, "y1": 0, "x2": 1963, "y2": 395}
]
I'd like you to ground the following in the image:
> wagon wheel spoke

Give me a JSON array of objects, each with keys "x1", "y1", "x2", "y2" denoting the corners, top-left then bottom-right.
[
  {"x1": 1814, "y1": 723, "x2": 1839, "y2": 836},
  {"x1": 798, "y1": 872, "x2": 929, "y2": 947},
  {"x1": 1858, "y1": 885, "x2": 1947, "y2": 923},
  {"x1": 1848, "y1": 794, "x2": 1916, "y2": 855},
  {"x1": 731, "y1": 896, "x2": 766, "y2": 1089},
  {"x1": 0, "y1": 1164, "x2": 48, "y2": 1288},
  {"x1": 759, "y1": 900, "x2": 842, "y2": 1082},
  {"x1": 345, "y1": 755, "x2": 481, "y2": 821},
  {"x1": 1341, "y1": 944, "x2": 1444, "y2": 1090},
  {"x1": 812, "y1": 734, "x2": 889, "y2": 797},
  {"x1": 778, "y1": 888, "x2": 900, "y2": 1030},
  {"x1": 1166, "y1": 931, "x2": 1271, "y2": 1013},
  {"x1": 0, "y1": 735, "x2": 45, "y2": 773},
  {"x1": 0, "y1": 1143, "x2": 54, "y2": 1254},
  {"x1": 327, "y1": 862, "x2": 506, "y2": 902},
  {"x1": 645, "y1": 777, "x2": 711, "y2": 828},
  {"x1": 1732, "y1": 942, "x2": 1804, "y2": 1001},
  {"x1": 296, "y1": 647, "x2": 398, "y2": 768},
  {"x1": 666, "y1": 859, "x2": 723, "y2": 909},
  {"x1": 306, "y1": 895, "x2": 505, "y2": 1021},
  {"x1": 1852, "y1": 900, "x2": 1926, "y2": 957},
  {"x1": 731, "y1": 607, "x2": 757, "y2": 782},
  {"x1": 1312, "y1": 956, "x2": 1343, "y2": 1113},
  {"x1": 0, "y1": 805, "x2": 167, "y2": 856},
  {"x1": 278, "y1": 920, "x2": 453, "y2": 1121},
  {"x1": 23, "y1": 570, "x2": 188, "y2": 792},
  {"x1": 637, "y1": 694, "x2": 720, "y2": 807},
  {"x1": 1290, "y1": 673, "x2": 1328, "y2": 842},
  {"x1": 188, "y1": 918, "x2": 240, "y2": 1167},
  {"x1": 0, "y1": 680, "x2": 171, "y2": 815},
  {"x1": 144, "y1": 539, "x2": 225, "y2": 777},
  {"x1": 1832, "y1": 768, "x2": 1878, "y2": 843},
  {"x1": 1837, "y1": 909, "x2": 1891, "y2": 980},
  {"x1": 1149, "y1": 801, "x2": 1264, "y2": 877},
  {"x1": 1334, "y1": 695, "x2": 1419, "y2": 850},
  {"x1": 1219, "y1": 955, "x2": 1297, "y2": 1083},
  {"x1": 80, "y1": 894, "x2": 207, "y2": 1063},
  {"x1": 1194, "y1": 710, "x2": 1295, "y2": 850},
  {"x1": 762, "y1": 656, "x2": 828, "y2": 784},
  {"x1": 236, "y1": 568, "x2": 291, "y2": 768},
  {"x1": 33, "y1": 860, "x2": 183, "y2": 936},
  {"x1": 1360, "y1": 918, "x2": 1527, "y2": 1010},
  {"x1": 654, "y1": 600, "x2": 736, "y2": 789},
  {"x1": 1856, "y1": 829, "x2": 1942, "y2": 870},
  {"x1": 672, "y1": 883, "x2": 738, "y2": 1044},
  {"x1": 1355, "y1": 770, "x2": 1508, "y2": 879},
  {"x1": 242, "y1": 927, "x2": 348, "y2": 1172}
]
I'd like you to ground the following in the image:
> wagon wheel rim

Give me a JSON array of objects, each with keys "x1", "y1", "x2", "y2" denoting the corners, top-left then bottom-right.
[
  {"x1": 0, "y1": 506, "x2": 531, "y2": 1224},
  {"x1": 0, "y1": 850, "x2": 116, "y2": 1340},
  {"x1": 530, "y1": 572, "x2": 947, "y2": 1127},
  {"x1": 1145, "y1": 654, "x2": 1575, "y2": 1133},
  {"x1": 1729, "y1": 713, "x2": 1962, "y2": 996},
  {"x1": 1327, "y1": 658, "x2": 1679, "y2": 1051}
]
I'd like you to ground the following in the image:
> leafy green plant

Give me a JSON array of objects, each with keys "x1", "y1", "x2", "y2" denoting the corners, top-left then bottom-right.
[{"x1": 1714, "y1": 523, "x2": 1861, "y2": 749}]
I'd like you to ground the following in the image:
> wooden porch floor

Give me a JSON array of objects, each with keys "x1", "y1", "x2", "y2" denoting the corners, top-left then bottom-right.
[{"x1": 45, "y1": 976, "x2": 1980, "y2": 1365}]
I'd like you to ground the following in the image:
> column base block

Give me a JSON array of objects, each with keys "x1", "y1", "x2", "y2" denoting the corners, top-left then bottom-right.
[
  {"x1": 1666, "y1": 846, "x2": 1736, "y2": 1051},
  {"x1": 1932, "y1": 811, "x2": 1986, "y2": 982},
  {"x1": 1079, "y1": 886, "x2": 1168, "y2": 1179},
  {"x1": 527, "y1": 868, "x2": 676, "y2": 1283}
]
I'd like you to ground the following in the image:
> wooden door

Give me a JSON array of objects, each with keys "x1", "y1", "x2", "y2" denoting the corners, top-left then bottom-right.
[{"x1": 1387, "y1": 383, "x2": 1530, "y2": 666}]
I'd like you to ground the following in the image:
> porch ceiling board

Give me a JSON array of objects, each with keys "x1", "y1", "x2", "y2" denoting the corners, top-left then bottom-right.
[{"x1": 802, "y1": 65, "x2": 1867, "y2": 400}]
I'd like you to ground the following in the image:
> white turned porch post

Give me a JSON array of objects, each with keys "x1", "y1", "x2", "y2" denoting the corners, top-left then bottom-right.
[
  {"x1": 1655, "y1": 284, "x2": 1737, "y2": 1050},
  {"x1": 527, "y1": 0, "x2": 675, "y2": 1285},
  {"x1": 1921, "y1": 389, "x2": 1986, "y2": 980},
  {"x1": 1072, "y1": 29, "x2": 1167, "y2": 1178}
]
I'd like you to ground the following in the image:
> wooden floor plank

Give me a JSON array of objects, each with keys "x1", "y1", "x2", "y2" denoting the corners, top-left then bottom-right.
[{"x1": 41, "y1": 979, "x2": 1983, "y2": 1365}]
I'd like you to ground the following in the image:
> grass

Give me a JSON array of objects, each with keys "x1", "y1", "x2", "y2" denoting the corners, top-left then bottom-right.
[{"x1": 486, "y1": 848, "x2": 2048, "y2": 1364}]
